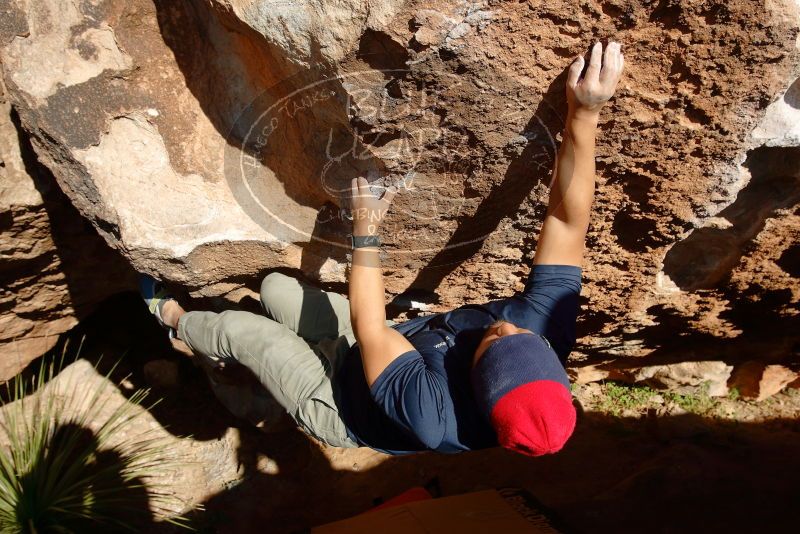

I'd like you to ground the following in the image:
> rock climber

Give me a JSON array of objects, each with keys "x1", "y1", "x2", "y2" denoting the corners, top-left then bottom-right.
[{"x1": 140, "y1": 41, "x2": 624, "y2": 455}]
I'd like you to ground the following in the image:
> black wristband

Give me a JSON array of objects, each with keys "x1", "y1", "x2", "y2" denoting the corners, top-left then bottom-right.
[{"x1": 349, "y1": 234, "x2": 381, "y2": 249}]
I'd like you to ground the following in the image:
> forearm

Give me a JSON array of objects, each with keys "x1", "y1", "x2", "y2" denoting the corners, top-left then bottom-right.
[
  {"x1": 533, "y1": 110, "x2": 599, "y2": 266},
  {"x1": 549, "y1": 110, "x2": 598, "y2": 227},
  {"x1": 348, "y1": 247, "x2": 388, "y2": 337},
  {"x1": 347, "y1": 227, "x2": 409, "y2": 385}
]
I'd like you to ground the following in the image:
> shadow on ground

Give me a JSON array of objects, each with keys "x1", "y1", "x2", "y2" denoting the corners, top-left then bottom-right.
[
  {"x1": 187, "y1": 411, "x2": 800, "y2": 534},
  {"x1": 20, "y1": 291, "x2": 797, "y2": 534}
]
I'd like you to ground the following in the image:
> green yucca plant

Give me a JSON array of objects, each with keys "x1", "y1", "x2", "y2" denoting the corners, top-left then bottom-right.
[{"x1": 0, "y1": 348, "x2": 189, "y2": 532}]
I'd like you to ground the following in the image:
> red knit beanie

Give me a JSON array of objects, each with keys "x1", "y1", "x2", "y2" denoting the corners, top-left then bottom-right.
[
  {"x1": 490, "y1": 380, "x2": 576, "y2": 456},
  {"x1": 471, "y1": 333, "x2": 576, "y2": 456}
]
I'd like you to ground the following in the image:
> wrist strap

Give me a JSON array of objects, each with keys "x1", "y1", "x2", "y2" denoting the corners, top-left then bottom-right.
[{"x1": 350, "y1": 234, "x2": 381, "y2": 249}]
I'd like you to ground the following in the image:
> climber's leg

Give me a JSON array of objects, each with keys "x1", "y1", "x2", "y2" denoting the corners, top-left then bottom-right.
[
  {"x1": 177, "y1": 309, "x2": 358, "y2": 448},
  {"x1": 259, "y1": 272, "x2": 353, "y2": 344}
]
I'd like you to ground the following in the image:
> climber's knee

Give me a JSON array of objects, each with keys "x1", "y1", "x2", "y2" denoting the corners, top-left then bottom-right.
[
  {"x1": 215, "y1": 310, "x2": 251, "y2": 345},
  {"x1": 260, "y1": 272, "x2": 291, "y2": 307}
]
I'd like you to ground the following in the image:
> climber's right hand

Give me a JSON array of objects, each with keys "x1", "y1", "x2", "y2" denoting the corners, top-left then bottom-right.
[
  {"x1": 350, "y1": 177, "x2": 397, "y2": 237},
  {"x1": 566, "y1": 41, "x2": 624, "y2": 118}
]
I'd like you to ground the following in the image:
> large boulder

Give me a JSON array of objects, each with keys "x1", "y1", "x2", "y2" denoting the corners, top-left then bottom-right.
[{"x1": 1, "y1": 0, "x2": 798, "y2": 379}]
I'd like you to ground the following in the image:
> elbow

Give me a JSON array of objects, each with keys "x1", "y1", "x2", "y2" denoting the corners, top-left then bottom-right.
[
  {"x1": 352, "y1": 321, "x2": 391, "y2": 343},
  {"x1": 546, "y1": 213, "x2": 588, "y2": 235}
]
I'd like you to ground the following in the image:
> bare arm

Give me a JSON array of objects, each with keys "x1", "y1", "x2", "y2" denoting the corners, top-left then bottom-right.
[
  {"x1": 534, "y1": 41, "x2": 624, "y2": 266},
  {"x1": 348, "y1": 178, "x2": 416, "y2": 387}
]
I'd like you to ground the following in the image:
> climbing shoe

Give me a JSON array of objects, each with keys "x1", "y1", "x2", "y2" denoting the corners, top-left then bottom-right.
[{"x1": 139, "y1": 273, "x2": 177, "y2": 339}]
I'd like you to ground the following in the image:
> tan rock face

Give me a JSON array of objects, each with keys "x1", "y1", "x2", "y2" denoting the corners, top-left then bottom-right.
[
  {"x1": 1, "y1": 0, "x2": 799, "y2": 384},
  {"x1": 0, "y1": 86, "x2": 134, "y2": 380}
]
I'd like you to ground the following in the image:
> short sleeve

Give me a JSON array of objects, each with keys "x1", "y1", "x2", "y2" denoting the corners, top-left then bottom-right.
[
  {"x1": 369, "y1": 350, "x2": 447, "y2": 450},
  {"x1": 519, "y1": 264, "x2": 582, "y2": 361}
]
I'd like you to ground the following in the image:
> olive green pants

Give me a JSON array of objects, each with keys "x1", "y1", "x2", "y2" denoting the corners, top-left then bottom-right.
[{"x1": 177, "y1": 272, "x2": 360, "y2": 448}]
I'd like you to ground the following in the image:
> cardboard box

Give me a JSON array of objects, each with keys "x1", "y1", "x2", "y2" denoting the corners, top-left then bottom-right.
[{"x1": 313, "y1": 489, "x2": 561, "y2": 533}]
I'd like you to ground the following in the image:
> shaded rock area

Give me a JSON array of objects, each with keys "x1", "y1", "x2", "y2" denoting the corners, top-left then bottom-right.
[
  {"x1": 1, "y1": 1, "x2": 799, "y2": 386},
  {"x1": 0, "y1": 82, "x2": 134, "y2": 380}
]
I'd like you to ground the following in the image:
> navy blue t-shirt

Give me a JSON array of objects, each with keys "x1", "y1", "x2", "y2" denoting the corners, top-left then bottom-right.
[{"x1": 332, "y1": 264, "x2": 581, "y2": 454}]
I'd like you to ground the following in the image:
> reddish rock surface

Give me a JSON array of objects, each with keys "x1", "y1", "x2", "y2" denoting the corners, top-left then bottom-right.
[
  {"x1": 0, "y1": 0, "x2": 798, "y2": 384},
  {"x1": 731, "y1": 360, "x2": 799, "y2": 400}
]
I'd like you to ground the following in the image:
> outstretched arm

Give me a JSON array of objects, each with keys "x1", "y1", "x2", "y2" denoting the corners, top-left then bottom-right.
[
  {"x1": 348, "y1": 178, "x2": 416, "y2": 386},
  {"x1": 533, "y1": 41, "x2": 624, "y2": 267}
]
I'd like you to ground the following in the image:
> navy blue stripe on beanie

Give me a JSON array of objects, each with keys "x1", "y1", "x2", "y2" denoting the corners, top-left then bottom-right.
[{"x1": 471, "y1": 333, "x2": 570, "y2": 421}]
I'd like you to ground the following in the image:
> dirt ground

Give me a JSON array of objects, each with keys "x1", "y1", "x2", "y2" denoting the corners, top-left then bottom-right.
[{"x1": 37, "y1": 292, "x2": 800, "y2": 533}]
